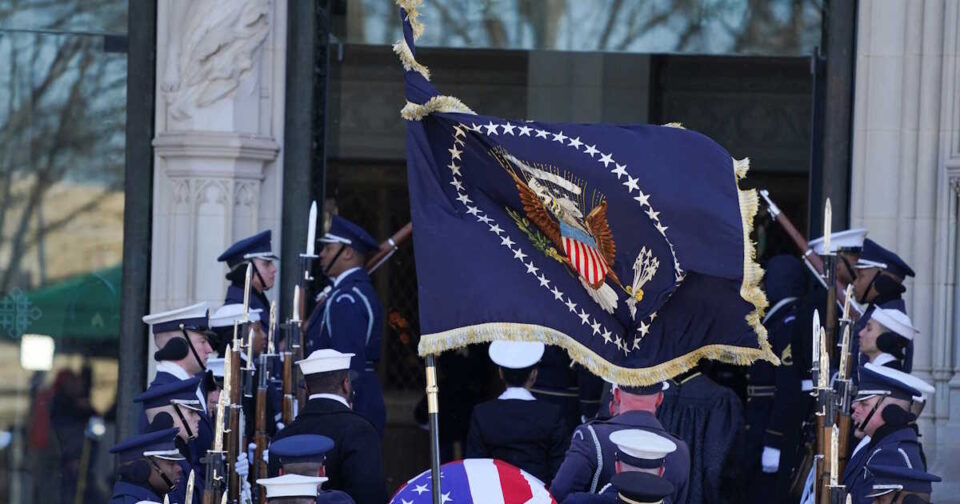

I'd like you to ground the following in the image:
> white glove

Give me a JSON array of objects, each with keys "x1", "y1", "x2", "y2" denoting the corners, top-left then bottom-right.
[
  {"x1": 262, "y1": 449, "x2": 270, "y2": 465},
  {"x1": 241, "y1": 477, "x2": 252, "y2": 503},
  {"x1": 248, "y1": 442, "x2": 257, "y2": 468},
  {"x1": 235, "y1": 453, "x2": 250, "y2": 479},
  {"x1": 761, "y1": 446, "x2": 781, "y2": 473}
]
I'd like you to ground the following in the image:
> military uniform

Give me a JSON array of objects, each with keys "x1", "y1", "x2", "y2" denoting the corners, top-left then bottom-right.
[
  {"x1": 109, "y1": 427, "x2": 184, "y2": 504},
  {"x1": 564, "y1": 473, "x2": 674, "y2": 504},
  {"x1": 466, "y1": 341, "x2": 567, "y2": 484},
  {"x1": 746, "y1": 255, "x2": 805, "y2": 501},
  {"x1": 550, "y1": 409, "x2": 689, "y2": 504},
  {"x1": 852, "y1": 239, "x2": 916, "y2": 377},
  {"x1": 864, "y1": 459, "x2": 941, "y2": 502},
  {"x1": 270, "y1": 349, "x2": 387, "y2": 504},
  {"x1": 134, "y1": 376, "x2": 210, "y2": 504},
  {"x1": 305, "y1": 216, "x2": 386, "y2": 437},
  {"x1": 530, "y1": 346, "x2": 604, "y2": 433},
  {"x1": 840, "y1": 363, "x2": 935, "y2": 504}
]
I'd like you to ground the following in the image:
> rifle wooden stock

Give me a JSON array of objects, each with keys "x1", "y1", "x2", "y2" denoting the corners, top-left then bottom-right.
[
  {"x1": 228, "y1": 347, "x2": 242, "y2": 502},
  {"x1": 819, "y1": 424, "x2": 835, "y2": 504},
  {"x1": 365, "y1": 222, "x2": 413, "y2": 271},
  {"x1": 815, "y1": 414, "x2": 825, "y2": 502},
  {"x1": 836, "y1": 415, "x2": 853, "y2": 476},
  {"x1": 761, "y1": 192, "x2": 858, "y2": 317},
  {"x1": 254, "y1": 386, "x2": 268, "y2": 504},
  {"x1": 282, "y1": 350, "x2": 295, "y2": 423}
]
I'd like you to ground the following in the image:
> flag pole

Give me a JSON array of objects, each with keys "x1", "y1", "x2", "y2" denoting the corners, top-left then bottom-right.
[{"x1": 425, "y1": 355, "x2": 442, "y2": 504}]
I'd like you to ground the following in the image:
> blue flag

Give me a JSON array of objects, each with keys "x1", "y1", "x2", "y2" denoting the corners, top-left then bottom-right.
[{"x1": 396, "y1": 2, "x2": 774, "y2": 385}]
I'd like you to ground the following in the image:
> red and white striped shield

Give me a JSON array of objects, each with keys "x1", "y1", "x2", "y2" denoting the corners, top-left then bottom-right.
[{"x1": 562, "y1": 235, "x2": 609, "y2": 288}]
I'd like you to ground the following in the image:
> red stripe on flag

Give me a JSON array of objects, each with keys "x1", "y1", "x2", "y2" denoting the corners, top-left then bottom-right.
[
  {"x1": 588, "y1": 246, "x2": 599, "y2": 285},
  {"x1": 574, "y1": 241, "x2": 582, "y2": 276},
  {"x1": 493, "y1": 459, "x2": 533, "y2": 504}
]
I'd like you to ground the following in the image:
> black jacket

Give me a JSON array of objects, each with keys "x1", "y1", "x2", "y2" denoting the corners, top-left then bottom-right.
[
  {"x1": 270, "y1": 397, "x2": 386, "y2": 504},
  {"x1": 465, "y1": 396, "x2": 567, "y2": 484}
]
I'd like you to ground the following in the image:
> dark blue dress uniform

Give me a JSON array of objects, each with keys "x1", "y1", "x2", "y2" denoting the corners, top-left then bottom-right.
[
  {"x1": 851, "y1": 239, "x2": 916, "y2": 377},
  {"x1": 109, "y1": 427, "x2": 184, "y2": 504},
  {"x1": 138, "y1": 303, "x2": 216, "y2": 467},
  {"x1": 863, "y1": 460, "x2": 941, "y2": 501},
  {"x1": 550, "y1": 406, "x2": 690, "y2": 504},
  {"x1": 305, "y1": 216, "x2": 386, "y2": 437},
  {"x1": 270, "y1": 397, "x2": 387, "y2": 504},
  {"x1": 840, "y1": 364, "x2": 933, "y2": 504},
  {"x1": 134, "y1": 376, "x2": 207, "y2": 504},
  {"x1": 562, "y1": 484, "x2": 617, "y2": 504},
  {"x1": 217, "y1": 229, "x2": 280, "y2": 333},
  {"x1": 744, "y1": 255, "x2": 805, "y2": 501},
  {"x1": 465, "y1": 389, "x2": 568, "y2": 483}
]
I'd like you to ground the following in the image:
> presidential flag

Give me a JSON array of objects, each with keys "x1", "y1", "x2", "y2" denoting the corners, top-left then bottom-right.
[
  {"x1": 390, "y1": 459, "x2": 555, "y2": 504},
  {"x1": 396, "y1": 1, "x2": 774, "y2": 385}
]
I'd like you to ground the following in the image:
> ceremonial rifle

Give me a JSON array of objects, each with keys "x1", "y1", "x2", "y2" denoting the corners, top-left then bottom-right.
[
  {"x1": 825, "y1": 425, "x2": 847, "y2": 503},
  {"x1": 227, "y1": 263, "x2": 254, "y2": 503},
  {"x1": 203, "y1": 347, "x2": 231, "y2": 504},
  {"x1": 281, "y1": 285, "x2": 300, "y2": 424},
  {"x1": 253, "y1": 302, "x2": 277, "y2": 504},
  {"x1": 817, "y1": 200, "x2": 839, "y2": 504},
  {"x1": 834, "y1": 285, "x2": 856, "y2": 476},
  {"x1": 759, "y1": 190, "x2": 863, "y2": 317}
]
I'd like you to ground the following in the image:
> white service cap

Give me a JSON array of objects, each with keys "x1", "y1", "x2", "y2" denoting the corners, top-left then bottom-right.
[{"x1": 488, "y1": 340, "x2": 545, "y2": 369}]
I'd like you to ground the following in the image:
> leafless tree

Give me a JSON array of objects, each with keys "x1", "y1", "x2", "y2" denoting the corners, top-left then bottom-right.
[{"x1": 0, "y1": 0, "x2": 126, "y2": 295}]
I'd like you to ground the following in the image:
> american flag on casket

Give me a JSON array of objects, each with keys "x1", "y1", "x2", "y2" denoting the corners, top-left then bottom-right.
[{"x1": 390, "y1": 459, "x2": 556, "y2": 504}]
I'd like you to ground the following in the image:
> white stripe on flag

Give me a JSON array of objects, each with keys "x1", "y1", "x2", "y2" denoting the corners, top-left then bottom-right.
[
  {"x1": 519, "y1": 470, "x2": 553, "y2": 504},
  {"x1": 464, "y1": 458, "x2": 506, "y2": 504}
]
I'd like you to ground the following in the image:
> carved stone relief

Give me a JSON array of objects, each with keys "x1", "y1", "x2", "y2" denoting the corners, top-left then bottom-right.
[{"x1": 161, "y1": 0, "x2": 271, "y2": 121}]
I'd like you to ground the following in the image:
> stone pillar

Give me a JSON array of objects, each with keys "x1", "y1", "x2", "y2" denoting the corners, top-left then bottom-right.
[
  {"x1": 149, "y1": 0, "x2": 287, "y2": 377},
  {"x1": 850, "y1": 0, "x2": 959, "y2": 498}
]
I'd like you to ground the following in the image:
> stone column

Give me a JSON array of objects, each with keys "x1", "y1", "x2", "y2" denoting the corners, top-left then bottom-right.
[
  {"x1": 850, "y1": 0, "x2": 959, "y2": 498},
  {"x1": 149, "y1": 0, "x2": 287, "y2": 376}
]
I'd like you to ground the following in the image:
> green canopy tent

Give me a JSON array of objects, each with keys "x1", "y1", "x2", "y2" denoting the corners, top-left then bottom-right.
[{"x1": 20, "y1": 265, "x2": 121, "y2": 353}]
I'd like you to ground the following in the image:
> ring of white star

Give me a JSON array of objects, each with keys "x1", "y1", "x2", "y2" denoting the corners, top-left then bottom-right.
[{"x1": 446, "y1": 120, "x2": 692, "y2": 354}]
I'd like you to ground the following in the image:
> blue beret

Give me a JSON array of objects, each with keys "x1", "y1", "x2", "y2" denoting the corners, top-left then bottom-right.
[
  {"x1": 320, "y1": 216, "x2": 379, "y2": 255},
  {"x1": 611, "y1": 472, "x2": 674, "y2": 503},
  {"x1": 110, "y1": 427, "x2": 183, "y2": 463},
  {"x1": 856, "y1": 363, "x2": 934, "y2": 403},
  {"x1": 269, "y1": 434, "x2": 335, "y2": 463},
  {"x1": 217, "y1": 230, "x2": 279, "y2": 270},
  {"x1": 134, "y1": 375, "x2": 204, "y2": 411},
  {"x1": 857, "y1": 239, "x2": 915, "y2": 278},
  {"x1": 866, "y1": 461, "x2": 941, "y2": 497}
]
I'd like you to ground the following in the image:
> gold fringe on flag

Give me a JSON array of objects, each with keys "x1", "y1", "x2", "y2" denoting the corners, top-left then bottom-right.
[
  {"x1": 401, "y1": 96, "x2": 476, "y2": 121},
  {"x1": 734, "y1": 157, "x2": 778, "y2": 364},
  {"x1": 396, "y1": 0, "x2": 425, "y2": 41},
  {"x1": 418, "y1": 322, "x2": 777, "y2": 386},
  {"x1": 393, "y1": 40, "x2": 431, "y2": 81}
]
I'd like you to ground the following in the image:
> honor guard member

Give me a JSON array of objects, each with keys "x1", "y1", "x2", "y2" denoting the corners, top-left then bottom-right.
[
  {"x1": 140, "y1": 303, "x2": 216, "y2": 458},
  {"x1": 852, "y1": 239, "x2": 916, "y2": 373},
  {"x1": 748, "y1": 255, "x2": 806, "y2": 501},
  {"x1": 550, "y1": 380, "x2": 689, "y2": 504},
  {"x1": 270, "y1": 349, "x2": 387, "y2": 504},
  {"x1": 842, "y1": 364, "x2": 934, "y2": 504},
  {"x1": 864, "y1": 461, "x2": 941, "y2": 504},
  {"x1": 858, "y1": 308, "x2": 917, "y2": 371},
  {"x1": 217, "y1": 230, "x2": 279, "y2": 334},
  {"x1": 109, "y1": 427, "x2": 184, "y2": 503},
  {"x1": 466, "y1": 341, "x2": 567, "y2": 484},
  {"x1": 563, "y1": 429, "x2": 678, "y2": 504},
  {"x1": 305, "y1": 216, "x2": 386, "y2": 438},
  {"x1": 134, "y1": 377, "x2": 217, "y2": 504},
  {"x1": 257, "y1": 474, "x2": 327, "y2": 504},
  {"x1": 269, "y1": 434, "x2": 356, "y2": 503}
]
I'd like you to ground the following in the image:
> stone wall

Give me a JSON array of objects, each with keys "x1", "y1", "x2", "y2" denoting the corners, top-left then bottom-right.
[{"x1": 850, "y1": 0, "x2": 960, "y2": 499}]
